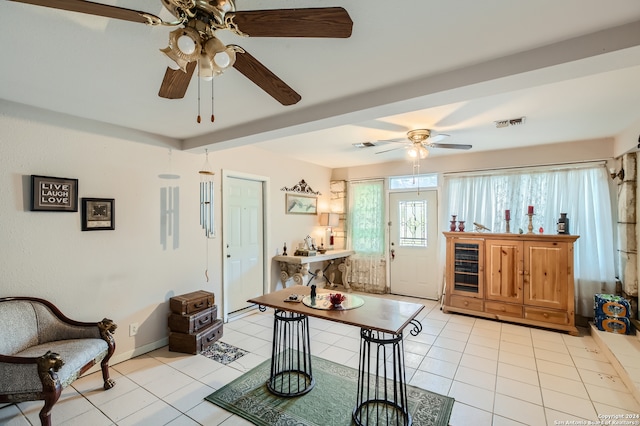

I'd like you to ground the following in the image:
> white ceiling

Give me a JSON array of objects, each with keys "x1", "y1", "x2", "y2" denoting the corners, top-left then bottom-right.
[{"x1": 2, "y1": 0, "x2": 640, "y2": 168}]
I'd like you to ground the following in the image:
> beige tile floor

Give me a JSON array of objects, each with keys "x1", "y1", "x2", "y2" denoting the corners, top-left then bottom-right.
[{"x1": 1, "y1": 292, "x2": 639, "y2": 425}]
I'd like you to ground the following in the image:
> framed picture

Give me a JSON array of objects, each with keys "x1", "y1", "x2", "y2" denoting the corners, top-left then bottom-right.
[
  {"x1": 286, "y1": 193, "x2": 317, "y2": 215},
  {"x1": 30, "y1": 175, "x2": 78, "y2": 212},
  {"x1": 82, "y1": 198, "x2": 115, "y2": 231}
]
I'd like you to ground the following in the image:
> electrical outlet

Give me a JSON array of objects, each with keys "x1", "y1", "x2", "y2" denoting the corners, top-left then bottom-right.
[{"x1": 129, "y1": 322, "x2": 139, "y2": 337}]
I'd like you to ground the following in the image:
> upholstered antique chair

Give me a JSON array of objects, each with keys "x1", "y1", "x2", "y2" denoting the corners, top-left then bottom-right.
[{"x1": 0, "y1": 297, "x2": 117, "y2": 426}]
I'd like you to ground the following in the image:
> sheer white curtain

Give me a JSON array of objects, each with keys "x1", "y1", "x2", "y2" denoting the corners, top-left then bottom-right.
[
  {"x1": 346, "y1": 180, "x2": 387, "y2": 293},
  {"x1": 444, "y1": 163, "x2": 616, "y2": 316}
]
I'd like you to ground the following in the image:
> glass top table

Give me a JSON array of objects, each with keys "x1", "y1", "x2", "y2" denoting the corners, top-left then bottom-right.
[{"x1": 302, "y1": 293, "x2": 364, "y2": 310}]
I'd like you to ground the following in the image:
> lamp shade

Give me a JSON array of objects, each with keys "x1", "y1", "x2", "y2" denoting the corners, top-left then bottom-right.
[{"x1": 319, "y1": 212, "x2": 339, "y2": 227}]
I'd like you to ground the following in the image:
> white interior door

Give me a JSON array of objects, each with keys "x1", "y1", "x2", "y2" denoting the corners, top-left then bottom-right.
[
  {"x1": 389, "y1": 190, "x2": 439, "y2": 299},
  {"x1": 222, "y1": 174, "x2": 266, "y2": 321}
]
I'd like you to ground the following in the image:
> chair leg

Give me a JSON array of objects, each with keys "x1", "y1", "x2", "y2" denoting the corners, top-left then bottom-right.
[
  {"x1": 101, "y1": 360, "x2": 116, "y2": 390},
  {"x1": 39, "y1": 387, "x2": 61, "y2": 426},
  {"x1": 98, "y1": 319, "x2": 117, "y2": 390}
]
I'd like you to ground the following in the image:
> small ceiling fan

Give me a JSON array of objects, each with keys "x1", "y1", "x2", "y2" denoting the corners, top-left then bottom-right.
[
  {"x1": 375, "y1": 129, "x2": 472, "y2": 158},
  {"x1": 8, "y1": 0, "x2": 353, "y2": 105}
]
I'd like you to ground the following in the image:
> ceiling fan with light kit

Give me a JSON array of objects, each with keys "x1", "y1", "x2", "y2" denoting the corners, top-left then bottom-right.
[
  {"x1": 374, "y1": 129, "x2": 472, "y2": 159},
  {"x1": 8, "y1": 0, "x2": 353, "y2": 118}
]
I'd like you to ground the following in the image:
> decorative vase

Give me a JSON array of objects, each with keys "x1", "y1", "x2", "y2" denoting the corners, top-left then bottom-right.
[
  {"x1": 450, "y1": 216, "x2": 457, "y2": 232},
  {"x1": 458, "y1": 221, "x2": 465, "y2": 232},
  {"x1": 328, "y1": 293, "x2": 346, "y2": 307}
]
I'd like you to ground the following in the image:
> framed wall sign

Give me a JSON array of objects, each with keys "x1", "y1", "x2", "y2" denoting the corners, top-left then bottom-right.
[
  {"x1": 82, "y1": 198, "x2": 115, "y2": 231},
  {"x1": 286, "y1": 193, "x2": 317, "y2": 215},
  {"x1": 30, "y1": 175, "x2": 78, "y2": 212}
]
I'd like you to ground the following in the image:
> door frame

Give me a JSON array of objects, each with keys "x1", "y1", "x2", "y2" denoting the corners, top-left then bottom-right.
[
  {"x1": 387, "y1": 188, "x2": 441, "y2": 299},
  {"x1": 221, "y1": 169, "x2": 271, "y2": 322}
]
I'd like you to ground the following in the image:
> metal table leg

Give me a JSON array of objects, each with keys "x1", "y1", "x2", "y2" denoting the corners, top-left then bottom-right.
[
  {"x1": 353, "y1": 328, "x2": 411, "y2": 426},
  {"x1": 267, "y1": 309, "x2": 315, "y2": 397}
]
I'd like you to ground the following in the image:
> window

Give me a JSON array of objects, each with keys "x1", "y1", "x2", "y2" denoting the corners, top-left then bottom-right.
[
  {"x1": 346, "y1": 179, "x2": 386, "y2": 292},
  {"x1": 444, "y1": 163, "x2": 615, "y2": 316},
  {"x1": 347, "y1": 180, "x2": 385, "y2": 254},
  {"x1": 389, "y1": 174, "x2": 437, "y2": 190},
  {"x1": 398, "y1": 200, "x2": 428, "y2": 247}
]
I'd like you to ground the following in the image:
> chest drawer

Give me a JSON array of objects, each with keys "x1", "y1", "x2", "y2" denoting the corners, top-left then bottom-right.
[
  {"x1": 450, "y1": 295, "x2": 483, "y2": 312},
  {"x1": 485, "y1": 301, "x2": 522, "y2": 318},
  {"x1": 169, "y1": 319, "x2": 223, "y2": 354},
  {"x1": 170, "y1": 290, "x2": 214, "y2": 315},
  {"x1": 168, "y1": 306, "x2": 217, "y2": 334},
  {"x1": 524, "y1": 306, "x2": 569, "y2": 325}
]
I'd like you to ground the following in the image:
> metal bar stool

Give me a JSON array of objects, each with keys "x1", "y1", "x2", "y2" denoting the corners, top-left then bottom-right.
[
  {"x1": 267, "y1": 309, "x2": 315, "y2": 397},
  {"x1": 353, "y1": 328, "x2": 410, "y2": 426}
]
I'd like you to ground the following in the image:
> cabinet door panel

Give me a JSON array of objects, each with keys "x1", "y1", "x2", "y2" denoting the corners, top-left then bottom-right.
[
  {"x1": 524, "y1": 242, "x2": 568, "y2": 309},
  {"x1": 485, "y1": 240, "x2": 523, "y2": 303}
]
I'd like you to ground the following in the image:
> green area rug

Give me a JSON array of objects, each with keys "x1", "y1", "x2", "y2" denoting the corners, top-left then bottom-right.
[{"x1": 205, "y1": 355, "x2": 454, "y2": 426}]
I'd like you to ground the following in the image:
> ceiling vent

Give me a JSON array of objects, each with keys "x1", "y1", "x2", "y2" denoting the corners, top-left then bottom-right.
[
  {"x1": 494, "y1": 116, "x2": 526, "y2": 128},
  {"x1": 353, "y1": 141, "x2": 376, "y2": 148}
]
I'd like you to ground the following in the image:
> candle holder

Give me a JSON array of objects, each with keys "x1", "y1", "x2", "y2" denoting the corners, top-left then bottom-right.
[
  {"x1": 450, "y1": 215, "x2": 457, "y2": 232},
  {"x1": 527, "y1": 213, "x2": 534, "y2": 234},
  {"x1": 505, "y1": 220, "x2": 511, "y2": 234}
]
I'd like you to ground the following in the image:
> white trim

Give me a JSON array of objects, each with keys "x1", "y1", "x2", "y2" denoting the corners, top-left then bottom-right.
[{"x1": 82, "y1": 338, "x2": 168, "y2": 375}]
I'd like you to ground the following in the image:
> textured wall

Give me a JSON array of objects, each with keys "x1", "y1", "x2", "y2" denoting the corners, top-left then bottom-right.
[{"x1": 0, "y1": 101, "x2": 333, "y2": 361}]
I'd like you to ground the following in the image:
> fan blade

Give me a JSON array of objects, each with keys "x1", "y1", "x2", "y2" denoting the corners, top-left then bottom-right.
[
  {"x1": 233, "y1": 50, "x2": 301, "y2": 106},
  {"x1": 158, "y1": 62, "x2": 196, "y2": 99},
  {"x1": 429, "y1": 133, "x2": 450, "y2": 143},
  {"x1": 376, "y1": 146, "x2": 404, "y2": 155},
  {"x1": 230, "y1": 7, "x2": 353, "y2": 38},
  {"x1": 429, "y1": 143, "x2": 472, "y2": 150},
  {"x1": 8, "y1": 0, "x2": 161, "y2": 25},
  {"x1": 377, "y1": 138, "x2": 407, "y2": 144}
]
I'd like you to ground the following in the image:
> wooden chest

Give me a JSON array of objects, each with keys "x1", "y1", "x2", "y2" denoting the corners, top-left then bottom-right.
[
  {"x1": 168, "y1": 306, "x2": 217, "y2": 334},
  {"x1": 169, "y1": 319, "x2": 223, "y2": 354},
  {"x1": 169, "y1": 290, "x2": 214, "y2": 315}
]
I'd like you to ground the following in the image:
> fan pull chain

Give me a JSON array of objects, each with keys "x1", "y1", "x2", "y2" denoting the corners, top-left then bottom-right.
[
  {"x1": 197, "y1": 76, "x2": 202, "y2": 123},
  {"x1": 211, "y1": 79, "x2": 215, "y2": 123}
]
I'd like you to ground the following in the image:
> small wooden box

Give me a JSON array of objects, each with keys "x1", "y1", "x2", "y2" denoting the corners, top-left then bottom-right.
[
  {"x1": 168, "y1": 306, "x2": 217, "y2": 334},
  {"x1": 170, "y1": 290, "x2": 214, "y2": 315},
  {"x1": 169, "y1": 319, "x2": 223, "y2": 354}
]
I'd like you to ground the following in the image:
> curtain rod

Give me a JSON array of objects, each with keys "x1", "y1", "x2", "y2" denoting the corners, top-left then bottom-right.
[{"x1": 442, "y1": 159, "x2": 608, "y2": 178}]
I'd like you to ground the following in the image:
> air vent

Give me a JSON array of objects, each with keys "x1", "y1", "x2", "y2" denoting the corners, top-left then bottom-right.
[
  {"x1": 353, "y1": 142, "x2": 376, "y2": 148},
  {"x1": 494, "y1": 116, "x2": 526, "y2": 128}
]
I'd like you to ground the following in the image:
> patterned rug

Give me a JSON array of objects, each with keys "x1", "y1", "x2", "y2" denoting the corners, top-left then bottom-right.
[
  {"x1": 201, "y1": 341, "x2": 248, "y2": 365},
  {"x1": 205, "y1": 355, "x2": 454, "y2": 426}
]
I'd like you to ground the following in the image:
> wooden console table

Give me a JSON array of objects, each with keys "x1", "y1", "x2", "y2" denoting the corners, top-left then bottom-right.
[{"x1": 273, "y1": 249, "x2": 355, "y2": 288}]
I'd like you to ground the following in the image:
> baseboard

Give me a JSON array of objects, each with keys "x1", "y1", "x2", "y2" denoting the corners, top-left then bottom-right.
[{"x1": 82, "y1": 337, "x2": 169, "y2": 376}]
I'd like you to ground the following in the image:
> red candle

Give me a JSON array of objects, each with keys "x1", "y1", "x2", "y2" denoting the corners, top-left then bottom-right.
[
  {"x1": 505, "y1": 210, "x2": 510, "y2": 220},
  {"x1": 528, "y1": 205, "x2": 534, "y2": 215}
]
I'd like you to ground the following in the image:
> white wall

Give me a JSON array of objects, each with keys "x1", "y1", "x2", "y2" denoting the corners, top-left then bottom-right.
[
  {"x1": 332, "y1": 138, "x2": 615, "y2": 181},
  {"x1": 0, "y1": 100, "x2": 332, "y2": 362}
]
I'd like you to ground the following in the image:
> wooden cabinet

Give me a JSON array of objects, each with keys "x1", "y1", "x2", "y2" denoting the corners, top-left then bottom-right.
[{"x1": 444, "y1": 232, "x2": 579, "y2": 335}]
